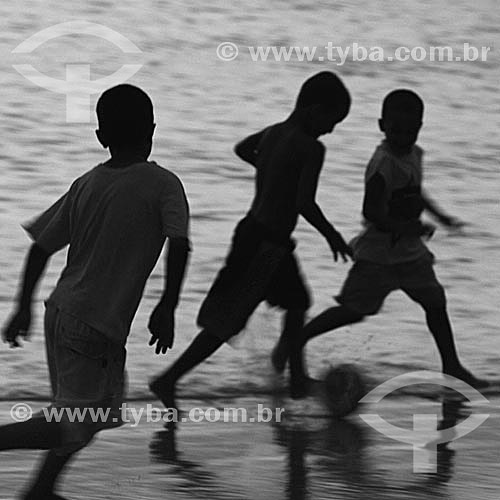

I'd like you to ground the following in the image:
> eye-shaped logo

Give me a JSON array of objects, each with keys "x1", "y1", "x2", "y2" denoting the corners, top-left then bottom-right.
[
  {"x1": 359, "y1": 371, "x2": 489, "y2": 473},
  {"x1": 12, "y1": 21, "x2": 143, "y2": 123}
]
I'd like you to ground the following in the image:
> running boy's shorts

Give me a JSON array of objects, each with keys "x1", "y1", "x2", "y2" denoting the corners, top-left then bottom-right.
[
  {"x1": 43, "y1": 302, "x2": 126, "y2": 455},
  {"x1": 336, "y1": 252, "x2": 446, "y2": 316},
  {"x1": 197, "y1": 215, "x2": 310, "y2": 341}
]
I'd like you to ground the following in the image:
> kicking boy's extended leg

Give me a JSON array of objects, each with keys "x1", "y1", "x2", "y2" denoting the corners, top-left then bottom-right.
[
  {"x1": 301, "y1": 306, "x2": 364, "y2": 345},
  {"x1": 0, "y1": 417, "x2": 62, "y2": 451},
  {"x1": 150, "y1": 330, "x2": 224, "y2": 409}
]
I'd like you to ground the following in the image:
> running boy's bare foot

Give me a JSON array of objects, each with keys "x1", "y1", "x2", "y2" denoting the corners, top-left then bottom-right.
[
  {"x1": 445, "y1": 366, "x2": 490, "y2": 390},
  {"x1": 149, "y1": 376, "x2": 177, "y2": 411}
]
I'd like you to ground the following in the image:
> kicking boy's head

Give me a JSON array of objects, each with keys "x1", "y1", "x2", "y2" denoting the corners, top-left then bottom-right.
[
  {"x1": 379, "y1": 89, "x2": 424, "y2": 154},
  {"x1": 295, "y1": 71, "x2": 351, "y2": 137},
  {"x1": 96, "y1": 84, "x2": 155, "y2": 154}
]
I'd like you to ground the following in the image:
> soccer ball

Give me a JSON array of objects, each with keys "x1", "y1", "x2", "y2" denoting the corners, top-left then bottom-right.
[{"x1": 322, "y1": 364, "x2": 365, "y2": 418}]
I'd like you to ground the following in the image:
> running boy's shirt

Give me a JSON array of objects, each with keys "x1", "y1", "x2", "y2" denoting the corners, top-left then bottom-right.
[
  {"x1": 23, "y1": 161, "x2": 189, "y2": 345},
  {"x1": 351, "y1": 140, "x2": 430, "y2": 265}
]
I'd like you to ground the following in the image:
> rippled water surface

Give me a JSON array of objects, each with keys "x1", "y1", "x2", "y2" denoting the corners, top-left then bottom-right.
[{"x1": 0, "y1": 1, "x2": 498, "y2": 498}]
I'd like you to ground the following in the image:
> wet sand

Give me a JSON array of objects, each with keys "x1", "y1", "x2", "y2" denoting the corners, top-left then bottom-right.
[{"x1": 1, "y1": 395, "x2": 499, "y2": 500}]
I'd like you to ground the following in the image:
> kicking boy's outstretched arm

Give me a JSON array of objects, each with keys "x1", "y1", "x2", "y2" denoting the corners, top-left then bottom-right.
[
  {"x1": 297, "y1": 141, "x2": 351, "y2": 262},
  {"x1": 363, "y1": 173, "x2": 435, "y2": 237},
  {"x1": 421, "y1": 190, "x2": 465, "y2": 228},
  {"x1": 2, "y1": 244, "x2": 51, "y2": 348},
  {"x1": 148, "y1": 237, "x2": 190, "y2": 354},
  {"x1": 234, "y1": 129, "x2": 266, "y2": 167}
]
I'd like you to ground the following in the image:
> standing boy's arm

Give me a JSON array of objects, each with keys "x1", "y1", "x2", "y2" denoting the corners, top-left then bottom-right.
[
  {"x1": 297, "y1": 142, "x2": 352, "y2": 262},
  {"x1": 2, "y1": 244, "x2": 51, "y2": 348},
  {"x1": 148, "y1": 237, "x2": 190, "y2": 354},
  {"x1": 234, "y1": 129, "x2": 266, "y2": 167},
  {"x1": 421, "y1": 190, "x2": 465, "y2": 228},
  {"x1": 363, "y1": 174, "x2": 434, "y2": 237}
]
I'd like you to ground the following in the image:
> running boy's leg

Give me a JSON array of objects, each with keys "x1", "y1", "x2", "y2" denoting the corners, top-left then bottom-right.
[
  {"x1": 269, "y1": 254, "x2": 310, "y2": 373},
  {"x1": 150, "y1": 330, "x2": 224, "y2": 409},
  {"x1": 0, "y1": 418, "x2": 63, "y2": 451},
  {"x1": 23, "y1": 450, "x2": 80, "y2": 500},
  {"x1": 401, "y1": 257, "x2": 489, "y2": 388}
]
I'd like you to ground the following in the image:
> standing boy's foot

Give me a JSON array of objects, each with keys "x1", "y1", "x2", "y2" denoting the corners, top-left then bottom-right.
[
  {"x1": 444, "y1": 366, "x2": 490, "y2": 390},
  {"x1": 149, "y1": 376, "x2": 177, "y2": 411}
]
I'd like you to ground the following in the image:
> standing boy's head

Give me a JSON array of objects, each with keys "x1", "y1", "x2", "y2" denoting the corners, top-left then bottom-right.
[
  {"x1": 295, "y1": 71, "x2": 351, "y2": 137},
  {"x1": 96, "y1": 84, "x2": 155, "y2": 155},
  {"x1": 379, "y1": 89, "x2": 424, "y2": 154}
]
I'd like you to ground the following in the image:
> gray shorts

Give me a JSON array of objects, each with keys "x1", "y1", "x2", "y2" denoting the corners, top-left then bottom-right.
[{"x1": 44, "y1": 302, "x2": 126, "y2": 454}]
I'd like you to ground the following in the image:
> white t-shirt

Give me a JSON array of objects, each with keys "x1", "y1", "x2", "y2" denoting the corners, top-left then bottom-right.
[
  {"x1": 351, "y1": 140, "x2": 430, "y2": 265},
  {"x1": 24, "y1": 161, "x2": 189, "y2": 345}
]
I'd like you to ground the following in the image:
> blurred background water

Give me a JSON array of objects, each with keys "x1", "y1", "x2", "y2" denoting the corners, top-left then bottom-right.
[{"x1": 0, "y1": 0, "x2": 498, "y2": 403}]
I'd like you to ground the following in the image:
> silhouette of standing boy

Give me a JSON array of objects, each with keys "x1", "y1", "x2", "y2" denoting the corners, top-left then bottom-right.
[{"x1": 150, "y1": 72, "x2": 352, "y2": 405}]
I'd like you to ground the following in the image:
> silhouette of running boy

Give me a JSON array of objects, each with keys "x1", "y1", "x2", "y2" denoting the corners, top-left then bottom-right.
[
  {"x1": 292, "y1": 89, "x2": 488, "y2": 395},
  {"x1": 150, "y1": 71, "x2": 352, "y2": 406},
  {"x1": 0, "y1": 84, "x2": 190, "y2": 499}
]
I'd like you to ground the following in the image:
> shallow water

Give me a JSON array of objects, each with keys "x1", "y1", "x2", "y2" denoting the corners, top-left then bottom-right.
[{"x1": 0, "y1": 1, "x2": 499, "y2": 498}]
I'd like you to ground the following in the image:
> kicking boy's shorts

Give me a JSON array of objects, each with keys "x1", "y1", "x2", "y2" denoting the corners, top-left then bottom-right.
[
  {"x1": 336, "y1": 252, "x2": 446, "y2": 316},
  {"x1": 44, "y1": 302, "x2": 126, "y2": 455},
  {"x1": 197, "y1": 215, "x2": 310, "y2": 341}
]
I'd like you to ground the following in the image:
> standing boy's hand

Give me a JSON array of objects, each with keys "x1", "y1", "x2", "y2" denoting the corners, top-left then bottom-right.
[
  {"x1": 148, "y1": 302, "x2": 175, "y2": 354},
  {"x1": 2, "y1": 307, "x2": 32, "y2": 348}
]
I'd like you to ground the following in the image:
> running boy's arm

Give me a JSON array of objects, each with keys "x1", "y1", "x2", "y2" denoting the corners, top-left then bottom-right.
[
  {"x1": 1, "y1": 244, "x2": 51, "y2": 348},
  {"x1": 3, "y1": 188, "x2": 72, "y2": 348},
  {"x1": 297, "y1": 141, "x2": 352, "y2": 262},
  {"x1": 148, "y1": 177, "x2": 191, "y2": 355},
  {"x1": 363, "y1": 173, "x2": 434, "y2": 237},
  {"x1": 148, "y1": 237, "x2": 190, "y2": 355},
  {"x1": 234, "y1": 129, "x2": 266, "y2": 167},
  {"x1": 421, "y1": 190, "x2": 465, "y2": 228}
]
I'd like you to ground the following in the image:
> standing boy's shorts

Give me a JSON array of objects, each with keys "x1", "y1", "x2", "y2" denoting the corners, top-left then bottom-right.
[
  {"x1": 336, "y1": 252, "x2": 446, "y2": 316},
  {"x1": 197, "y1": 215, "x2": 311, "y2": 341},
  {"x1": 43, "y1": 302, "x2": 126, "y2": 455}
]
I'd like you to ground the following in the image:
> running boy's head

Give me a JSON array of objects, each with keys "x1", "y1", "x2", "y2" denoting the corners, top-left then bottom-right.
[
  {"x1": 379, "y1": 89, "x2": 424, "y2": 154},
  {"x1": 295, "y1": 71, "x2": 351, "y2": 137},
  {"x1": 96, "y1": 84, "x2": 155, "y2": 155}
]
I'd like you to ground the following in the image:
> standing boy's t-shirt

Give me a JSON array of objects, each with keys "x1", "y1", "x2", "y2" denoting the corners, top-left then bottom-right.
[
  {"x1": 23, "y1": 161, "x2": 189, "y2": 345},
  {"x1": 351, "y1": 140, "x2": 430, "y2": 265}
]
